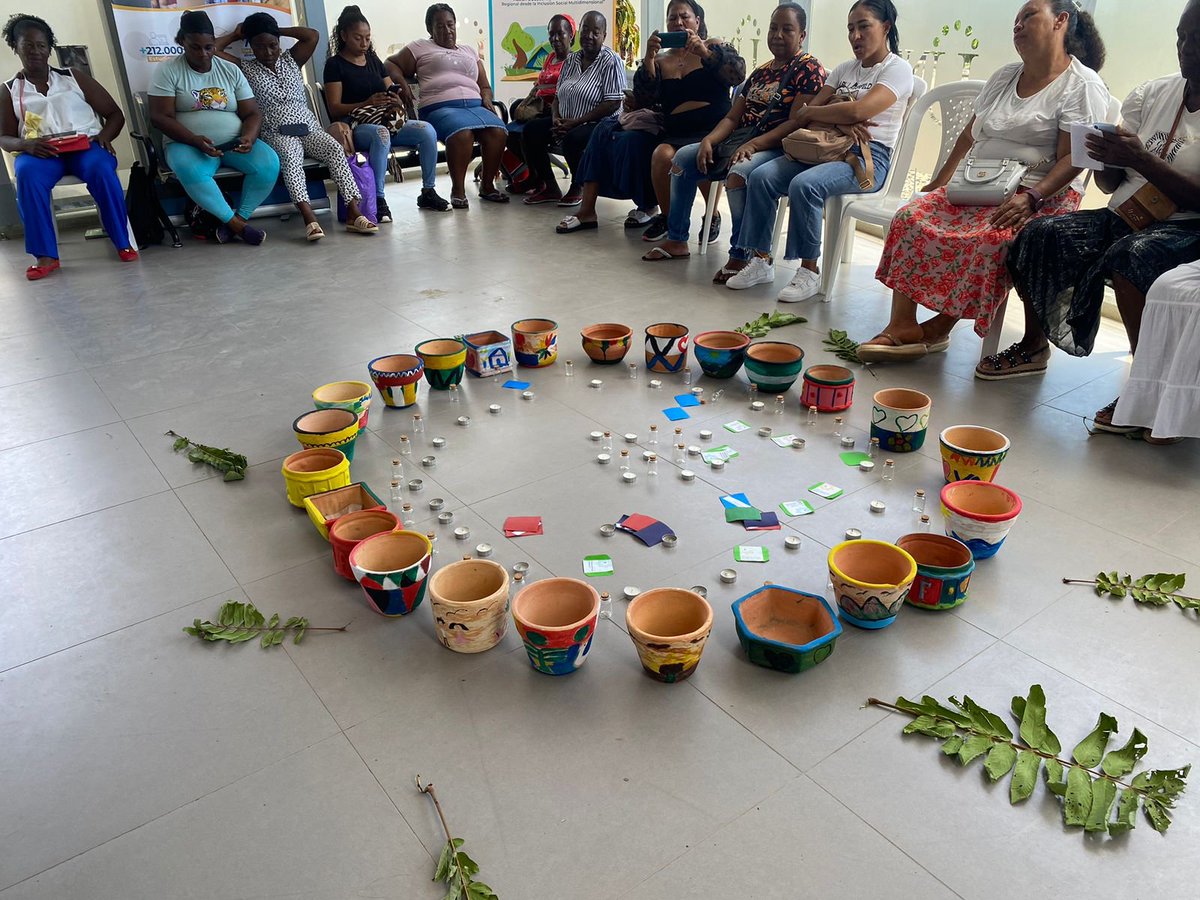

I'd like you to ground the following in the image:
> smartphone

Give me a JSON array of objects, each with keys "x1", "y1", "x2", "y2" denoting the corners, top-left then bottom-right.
[
  {"x1": 278, "y1": 123, "x2": 310, "y2": 137},
  {"x1": 214, "y1": 138, "x2": 240, "y2": 151},
  {"x1": 387, "y1": 84, "x2": 403, "y2": 94},
  {"x1": 657, "y1": 30, "x2": 688, "y2": 49},
  {"x1": 1094, "y1": 123, "x2": 1119, "y2": 134}
]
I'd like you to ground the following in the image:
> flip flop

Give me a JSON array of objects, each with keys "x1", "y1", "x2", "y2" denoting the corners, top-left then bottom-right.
[
  {"x1": 523, "y1": 189, "x2": 562, "y2": 205},
  {"x1": 925, "y1": 335, "x2": 952, "y2": 354},
  {"x1": 479, "y1": 190, "x2": 510, "y2": 204},
  {"x1": 451, "y1": 197, "x2": 470, "y2": 210},
  {"x1": 856, "y1": 332, "x2": 928, "y2": 362},
  {"x1": 642, "y1": 246, "x2": 690, "y2": 262},
  {"x1": 1144, "y1": 433, "x2": 1186, "y2": 445},
  {"x1": 556, "y1": 215, "x2": 598, "y2": 234},
  {"x1": 557, "y1": 195, "x2": 582, "y2": 207}
]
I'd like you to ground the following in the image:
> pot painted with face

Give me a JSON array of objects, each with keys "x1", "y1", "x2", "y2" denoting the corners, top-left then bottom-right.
[
  {"x1": 870, "y1": 388, "x2": 931, "y2": 453},
  {"x1": 625, "y1": 588, "x2": 713, "y2": 682},
  {"x1": 895, "y1": 532, "x2": 975, "y2": 610},
  {"x1": 511, "y1": 577, "x2": 600, "y2": 674},
  {"x1": 827, "y1": 539, "x2": 917, "y2": 629},
  {"x1": 349, "y1": 530, "x2": 433, "y2": 617},
  {"x1": 428, "y1": 558, "x2": 510, "y2": 653}
]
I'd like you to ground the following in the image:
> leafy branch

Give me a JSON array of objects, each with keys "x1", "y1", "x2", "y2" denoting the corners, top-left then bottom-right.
[
  {"x1": 868, "y1": 685, "x2": 1190, "y2": 836},
  {"x1": 417, "y1": 775, "x2": 497, "y2": 899},
  {"x1": 822, "y1": 329, "x2": 875, "y2": 376},
  {"x1": 166, "y1": 431, "x2": 247, "y2": 481},
  {"x1": 183, "y1": 600, "x2": 348, "y2": 648},
  {"x1": 734, "y1": 310, "x2": 806, "y2": 338},
  {"x1": 1062, "y1": 571, "x2": 1199, "y2": 613}
]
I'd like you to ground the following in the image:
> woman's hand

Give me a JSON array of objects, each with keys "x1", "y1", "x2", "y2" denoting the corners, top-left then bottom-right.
[
  {"x1": 684, "y1": 30, "x2": 709, "y2": 59},
  {"x1": 919, "y1": 179, "x2": 947, "y2": 192},
  {"x1": 481, "y1": 94, "x2": 496, "y2": 113},
  {"x1": 328, "y1": 122, "x2": 355, "y2": 154},
  {"x1": 367, "y1": 91, "x2": 395, "y2": 106},
  {"x1": 988, "y1": 191, "x2": 1035, "y2": 230},
  {"x1": 1085, "y1": 126, "x2": 1150, "y2": 170},
  {"x1": 730, "y1": 139, "x2": 760, "y2": 165},
  {"x1": 232, "y1": 134, "x2": 253, "y2": 153},
  {"x1": 644, "y1": 31, "x2": 662, "y2": 61},
  {"x1": 96, "y1": 135, "x2": 115, "y2": 155},
  {"x1": 695, "y1": 137, "x2": 714, "y2": 174},
  {"x1": 23, "y1": 138, "x2": 59, "y2": 158},
  {"x1": 192, "y1": 135, "x2": 221, "y2": 157}
]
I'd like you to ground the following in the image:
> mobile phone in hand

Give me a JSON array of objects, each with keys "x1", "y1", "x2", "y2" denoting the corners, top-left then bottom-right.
[
  {"x1": 1094, "y1": 123, "x2": 1119, "y2": 134},
  {"x1": 657, "y1": 30, "x2": 688, "y2": 49}
]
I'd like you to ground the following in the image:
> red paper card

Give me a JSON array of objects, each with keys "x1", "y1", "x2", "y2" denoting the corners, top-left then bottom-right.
[
  {"x1": 503, "y1": 516, "x2": 543, "y2": 536},
  {"x1": 619, "y1": 513, "x2": 657, "y2": 532}
]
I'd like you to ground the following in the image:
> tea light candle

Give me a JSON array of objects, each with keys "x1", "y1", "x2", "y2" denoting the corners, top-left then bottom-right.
[
  {"x1": 421, "y1": 456, "x2": 436, "y2": 468},
  {"x1": 453, "y1": 526, "x2": 470, "y2": 540},
  {"x1": 597, "y1": 453, "x2": 611, "y2": 465},
  {"x1": 622, "y1": 471, "x2": 637, "y2": 483},
  {"x1": 407, "y1": 479, "x2": 424, "y2": 492},
  {"x1": 758, "y1": 426, "x2": 773, "y2": 437},
  {"x1": 521, "y1": 390, "x2": 535, "y2": 401},
  {"x1": 859, "y1": 459, "x2": 875, "y2": 472},
  {"x1": 791, "y1": 437, "x2": 806, "y2": 449},
  {"x1": 720, "y1": 568, "x2": 738, "y2": 584},
  {"x1": 438, "y1": 511, "x2": 454, "y2": 525},
  {"x1": 512, "y1": 561, "x2": 530, "y2": 574},
  {"x1": 589, "y1": 431, "x2": 604, "y2": 441},
  {"x1": 840, "y1": 436, "x2": 856, "y2": 449},
  {"x1": 600, "y1": 524, "x2": 616, "y2": 537},
  {"x1": 687, "y1": 445, "x2": 701, "y2": 456},
  {"x1": 431, "y1": 437, "x2": 447, "y2": 448},
  {"x1": 680, "y1": 469, "x2": 695, "y2": 481},
  {"x1": 622, "y1": 586, "x2": 641, "y2": 601},
  {"x1": 475, "y1": 543, "x2": 493, "y2": 557},
  {"x1": 428, "y1": 498, "x2": 444, "y2": 510},
  {"x1": 750, "y1": 400, "x2": 765, "y2": 412},
  {"x1": 488, "y1": 404, "x2": 502, "y2": 414},
  {"x1": 648, "y1": 379, "x2": 663, "y2": 389},
  {"x1": 710, "y1": 458, "x2": 725, "y2": 471},
  {"x1": 699, "y1": 429, "x2": 713, "y2": 441},
  {"x1": 784, "y1": 535, "x2": 801, "y2": 550},
  {"x1": 624, "y1": 433, "x2": 638, "y2": 443},
  {"x1": 845, "y1": 528, "x2": 863, "y2": 540},
  {"x1": 690, "y1": 387, "x2": 704, "y2": 396},
  {"x1": 661, "y1": 534, "x2": 678, "y2": 548},
  {"x1": 870, "y1": 500, "x2": 886, "y2": 514},
  {"x1": 455, "y1": 416, "x2": 470, "y2": 427},
  {"x1": 589, "y1": 378, "x2": 603, "y2": 389},
  {"x1": 690, "y1": 585, "x2": 708, "y2": 598}
]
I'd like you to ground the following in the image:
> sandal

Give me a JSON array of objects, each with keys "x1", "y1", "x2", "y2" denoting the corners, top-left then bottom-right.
[
  {"x1": 306, "y1": 222, "x2": 325, "y2": 242},
  {"x1": 624, "y1": 209, "x2": 653, "y2": 228},
  {"x1": 523, "y1": 188, "x2": 563, "y2": 205},
  {"x1": 346, "y1": 215, "x2": 379, "y2": 235},
  {"x1": 556, "y1": 215, "x2": 598, "y2": 234},
  {"x1": 1091, "y1": 398, "x2": 1142, "y2": 435},
  {"x1": 974, "y1": 342, "x2": 1049, "y2": 380},
  {"x1": 925, "y1": 335, "x2": 952, "y2": 354},
  {"x1": 451, "y1": 196, "x2": 470, "y2": 210},
  {"x1": 1144, "y1": 433, "x2": 1186, "y2": 445},
  {"x1": 558, "y1": 193, "x2": 582, "y2": 207},
  {"x1": 26, "y1": 259, "x2": 60, "y2": 281},
  {"x1": 642, "y1": 246, "x2": 690, "y2": 262},
  {"x1": 479, "y1": 190, "x2": 510, "y2": 204},
  {"x1": 855, "y1": 332, "x2": 928, "y2": 363}
]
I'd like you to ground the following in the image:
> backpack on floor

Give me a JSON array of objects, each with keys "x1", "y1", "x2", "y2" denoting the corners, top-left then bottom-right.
[
  {"x1": 184, "y1": 201, "x2": 225, "y2": 241},
  {"x1": 124, "y1": 161, "x2": 165, "y2": 247}
]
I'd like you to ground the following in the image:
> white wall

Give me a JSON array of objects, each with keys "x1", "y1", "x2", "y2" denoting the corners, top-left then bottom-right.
[{"x1": 320, "y1": 0, "x2": 491, "y2": 60}]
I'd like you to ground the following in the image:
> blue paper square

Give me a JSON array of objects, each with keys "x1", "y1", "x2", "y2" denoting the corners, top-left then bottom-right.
[
  {"x1": 720, "y1": 492, "x2": 753, "y2": 509},
  {"x1": 674, "y1": 394, "x2": 701, "y2": 407},
  {"x1": 502, "y1": 380, "x2": 531, "y2": 390},
  {"x1": 662, "y1": 407, "x2": 690, "y2": 421}
]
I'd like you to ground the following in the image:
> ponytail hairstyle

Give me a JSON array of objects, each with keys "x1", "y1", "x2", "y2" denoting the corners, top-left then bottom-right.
[
  {"x1": 330, "y1": 4, "x2": 379, "y2": 63},
  {"x1": 849, "y1": 0, "x2": 900, "y2": 55},
  {"x1": 1049, "y1": 0, "x2": 1106, "y2": 72},
  {"x1": 667, "y1": 0, "x2": 709, "y2": 40}
]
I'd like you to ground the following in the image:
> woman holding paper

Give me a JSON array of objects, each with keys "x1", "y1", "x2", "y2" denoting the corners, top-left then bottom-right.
[{"x1": 856, "y1": 0, "x2": 1107, "y2": 362}]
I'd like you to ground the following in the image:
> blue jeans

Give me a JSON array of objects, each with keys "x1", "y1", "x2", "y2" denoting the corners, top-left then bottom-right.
[
  {"x1": 667, "y1": 142, "x2": 784, "y2": 257},
  {"x1": 164, "y1": 139, "x2": 281, "y2": 223},
  {"x1": 353, "y1": 120, "x2": 438, "y2": 193},
  {"x1": 736, "y1": 141, "x2": 891, "y2": 261}
]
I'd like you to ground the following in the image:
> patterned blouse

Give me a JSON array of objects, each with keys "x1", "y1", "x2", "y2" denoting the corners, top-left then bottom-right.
[
  {"x1": 738, "y1": 53, "x2": 827, "y2": 132},
  {"x1": 238, "y1": 50, "x2": 317, "y2": 132}
]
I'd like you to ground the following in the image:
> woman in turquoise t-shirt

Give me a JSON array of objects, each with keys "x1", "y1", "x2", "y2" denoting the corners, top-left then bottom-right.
[{"x1": 148, "y1": 10, "x2": 279, "y2": 244}]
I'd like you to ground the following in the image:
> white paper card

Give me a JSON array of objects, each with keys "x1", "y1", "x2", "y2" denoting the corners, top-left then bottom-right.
[
  {"x1": 772, "y1": 434, "x2": 798, "y2": 447},
  {"x1": 734, "y1": 545, "x2": 768, "y2": 562},
  {"x1": 1070, "y1": 123, "x2": 1105, "y2": 171}
]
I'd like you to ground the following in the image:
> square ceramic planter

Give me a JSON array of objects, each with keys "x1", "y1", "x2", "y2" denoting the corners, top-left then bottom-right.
[
  {"x1": 303, "y1": 482, "x2": 385, "y2": 541},
  {"x1": 463, "y1": 330, "x2": 514, "y2": 378},
  {"x1": 732, "y1": 585, "x2": 842, "y2": 673}
]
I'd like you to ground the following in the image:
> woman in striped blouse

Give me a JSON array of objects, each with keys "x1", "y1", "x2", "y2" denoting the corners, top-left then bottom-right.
[{"x1": 520, "y1": 10, "x2": 626, "y2": 206}]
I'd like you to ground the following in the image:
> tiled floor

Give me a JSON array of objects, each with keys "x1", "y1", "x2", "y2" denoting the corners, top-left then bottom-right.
[{"x1": 2, "y1": 178, "x2": 1197, "y2": 900}]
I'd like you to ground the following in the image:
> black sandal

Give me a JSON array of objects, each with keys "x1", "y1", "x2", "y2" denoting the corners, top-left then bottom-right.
[
  {"x1": 974, "y1": 342, "x2": 1049, "y2": 381},
  {"x1": 1091, "y1": 398, "x2": 1142, "y2": 434},
  {"x1": 479, "y1": 190, "x2": 511, "y2": 204}
]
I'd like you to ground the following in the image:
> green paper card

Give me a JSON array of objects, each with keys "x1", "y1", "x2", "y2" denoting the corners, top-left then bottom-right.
[
  {"x1": 725, "y1": 506, "x2": 762, "y2": 523},
  {"x1": 808, "y1": 481, "x2": 844, "y2": 499},
  {"x1": 840, "y1": 451, "x2": 872, "y2": 466},
  {"x1": 779, "y1": 499, "x2": 815, "y2": 517},
  {"x1": 723, "y1": 420, "x2": 751, "y2": 433},
  {"x1": 772, "y1": 434, "x2": 798, "y2": 447},
  {"x1": 702, "y1": 445, "x2": 740, "y2": 464},
  {"x1": 734, "y1": 545, "x2": 769, "y2": 563},
  {"x1": 582, "y1": 554, "x2": 614, "y2": 576}
]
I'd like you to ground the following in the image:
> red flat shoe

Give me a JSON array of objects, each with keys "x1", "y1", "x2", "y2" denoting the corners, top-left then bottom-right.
[
  {"x1": 26, "y1": 260, "x2": 60, "y2": 281},
  {"x1": 118, "y1": 248, "x2": 139, "y2": 262}
]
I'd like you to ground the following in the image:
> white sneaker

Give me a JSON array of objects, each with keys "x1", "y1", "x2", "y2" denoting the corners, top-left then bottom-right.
[
  {"x1": 777, "y1": 268, "x2": 822, "y2": 302},
  {"x1": 725, "y1": 257, "x2": 775, "y2": 290}
]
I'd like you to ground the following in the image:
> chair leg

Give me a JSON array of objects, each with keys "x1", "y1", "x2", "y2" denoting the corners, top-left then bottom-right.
[
  {"x1": 698, "y1": 181, "x2": 723, "y2": 257},
  {"x1": 979, "y1": 297, "x2": 1009, "y2": 360},
  {"x1": 771, "y1": 199, "x2": 788, "y2": 258},
  {"x1": 126, "y1": 216, "x2": 139, "y2": 252}
]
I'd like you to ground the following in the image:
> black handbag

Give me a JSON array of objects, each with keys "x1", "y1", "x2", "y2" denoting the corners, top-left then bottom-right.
[{"x1": 706, "y1": 81, "x2": 790, "y2": 178}]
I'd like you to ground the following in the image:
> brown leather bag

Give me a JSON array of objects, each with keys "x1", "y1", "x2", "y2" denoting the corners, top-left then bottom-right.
[
  {"x1": 1113, "y1": 99, "x2": 1184, "y2": 231},
  {"x1": 781, "y1": 96, "x2": 875, "y2": 190}
]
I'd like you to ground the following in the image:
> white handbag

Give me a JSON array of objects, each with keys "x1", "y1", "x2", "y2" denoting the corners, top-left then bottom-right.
[{"x1": 945, "y1": 138, "x2": 1048, "y2": 207}]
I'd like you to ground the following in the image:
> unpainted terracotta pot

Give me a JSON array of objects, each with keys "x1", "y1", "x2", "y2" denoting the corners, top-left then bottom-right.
[
  {"x1": 512, "y1": 318, "x2": 560, "y2": 367},
  {"x1": 731, "y1": 585, "x2": 842, "y2": 673},
  {"x1": 293, "y1": 408, "x2": 360, "y2": 460},
  {"x1": 581, "y1": 323, "x2": 633, "y2": 364},
  {"x1": 625, "y1": 588, "x2": 713, "y2": 682},
  {"x1": 870, "y1": 387, "x2": 932, "y2": 453},
  {"x1": 827, "y1": 539, "x2": 917, "y2": 629},
  {"x1": 692, "y1": 330, "x2": 751, "y2": 379},
  {"x1": 429, "y1": 559, "x2": 510, "y2": 653},
  {"x1": 511, "y1": 577, "x2": 599, "y2": 675},
  {"x1": 349, "y1": 529, "x2": 433, "y2": 617},
  {"x1": 743, "y1": 341, "x2": 805, "y2": 393},
  {"x1": 939, "y1": 425, "x2": 1011, "y2": 484},
  {"x1": 939, "y1": 480, "x2": 1022, "y2": 560},
  {"x1": 644, "y1": 322, "x2": 690, "y2": 373},
  {"x1": 280, "y1": 448, "x2": 350, "y2": 508},
  {"x1": 895, "y1": 533, "x2": 975, "y2": 610},
  {"x1": 329, "y1": 509, "x2": 399, "y2": 581}
]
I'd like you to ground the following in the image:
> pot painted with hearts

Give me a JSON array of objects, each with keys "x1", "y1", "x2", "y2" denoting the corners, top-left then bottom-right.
[
  {"x1": 349, "y1": 530, "x2": 433, "y2": 617},
  {"x1": 280, "y1": 448, "x2": 350, "y2": 508},
  {"x1": 511, "y1": 577, "x2": 599, "y2": 675},
  {"x1": 692, "y1": 330, "x2": 751, "y2": 379},
  {"x1": 312, "y1": 380, "x2": 373, "y2": 428},
  {"x1": 895, "y1": 533, "x2": 976, "y2": 610},
  {"x1": 939, "y1": 425, "x2": 1011, "y2": 483},
  {"x1": 870, "y1": 388, "x2": 932, "y2": 453},
  {"x1": 625, "y1": 588, "x2": 713, "y2": 682},
  {"x1": 800, "y1": 364, "x2": 855, "y2": 412},
  {"x1": 414, "y1": 339, "x2": 468, "y2": 390},
  {"x1": 644, "y1": 322, "x2": 690, "y2": 373},
  {"x1": 940, "y1": 480, "x2": 1022, "y2": 560},
  {"x1": 462, "y1": 330, "x2": 513, "y2": 378},
  {"x1": 367, "y1": 353, "x2": 424, "y2": 408},
  {"x1": 743, "y1": 341, "x2": 805, "y2": 393},
  {"x1": 329, "y1": 509, "x2": 400, "y2": 581},
  {"x1": 580, "y1": 323, "x2": 633, "y2": 365},
  {"x1": 512, "y1": 318, "x2": 559, "y2": 367},
  {"x1": 732, "y1": 585, "x2": 842, "y2": 674},
  {"x1": 827, "y1": 539, "x2": 917, "y2": 630},
  {"x1": 292, "y1": 408, "x2": 360, "y2": 461},
  {"x1": 428, "y1": 558, "x2": 510, "y2": 653}
]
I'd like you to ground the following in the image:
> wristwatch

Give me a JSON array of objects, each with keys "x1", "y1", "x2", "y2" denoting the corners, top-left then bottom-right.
[{"x1": 1026, "y1": 188, "x2": 1046, "y2": 212}]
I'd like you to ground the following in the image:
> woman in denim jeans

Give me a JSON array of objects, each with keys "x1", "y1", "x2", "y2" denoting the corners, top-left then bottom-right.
[{"x1": 726, "y1": 0, "x2": 913, "y2": 302}]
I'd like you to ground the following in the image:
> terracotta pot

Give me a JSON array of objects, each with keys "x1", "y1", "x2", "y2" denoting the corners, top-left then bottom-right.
[
  {"x1": 939, "y1": 425, "x2": 1011, "y2": 484},
  {"x1": 280, "y1": 448, "x2": 350, "y2": 508},
  {"x1": 580, "y1": 323, "x2": 633, "y2": 365},
  {"x1": 367, "y1": 353, "x2": 424, "y2": 408},
  {"x1": 312, "y1": 380, "x2": 373, "y2": 428},
  {"x1": 329, "y1": 509, "x2": 399, "y2": 581},
  {"x1": 940, "y1": 480, "x2": 1022, "y2": 560},
  {"x1": 870, "y1": 388, "x2": 931, "y2": 453},
  {"x1": 692, "y1": 330, "x2": 751, "y2": 379},
  {"x1": 732, "y1": 585, "x2": 842, "y2": 673},
  {"x1": 827, "y1": 539, "x2": 917, "y2": 630},
  {"x1": 644, "y1": 322, "x2": 690, "y2": 373},
  {"x1": 743, "y1": 341, "x2": 805, "y2": 393},
  {"x1": 895, "y1": 533, "x2": 976, "y2": 610},
  {"x1": 303, "y1": 481, "x2": 386, "y2": 540},
  {"x1": 511, "y1": 577, "x2": 599, "y2": 675},
  {"x1": 415, "y1": 339, "x2": 468, "y2": 390},
  {"x1": 349, "y1": 530, "x2": 433, "y2": 617},
  {"x1": 625, "y1": 588, "x2": 713, "y2": 683},
  {"x1": 429, "y1": 559, "x2": 510, "y2": 653},
  {"x1": 800, "y1": 364, "x2": 855, "y2": 412},
  {"x1": 512, "y1": 318, "x2": 559, "y2": 368},
  {"x1": 462, "y1": 330, "x2": 514, "y2": 378},
  {"x1": 293, "y1": 408, "x2": 360, "y2": 461}
]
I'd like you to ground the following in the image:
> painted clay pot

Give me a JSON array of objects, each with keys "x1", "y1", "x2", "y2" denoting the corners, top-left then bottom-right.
[
  {"x1": 510, "y1": 577, "x2": 600, "y2": 675},
  {"x1": 512, "y1": 318, "x2": 559, "y2": 368},
  {"x1": 349, "y1": 530, "x2": 433, "y2": 617},
  {"x1": 743, "y1": 341, "x2": 805, "y2": 393},
  {"x1": 462, "y1": 330, "x2": 513, "y2": 378},
  {"x1": 367, "y1": 353, "x2": 424, "y2": 409},
  {"x1": 800, "y1": 364, "x2": 855, "y2": 413},
  {"x1": 414, "y1": 339, "x2": 468, "y2": 390},
  {"x1": 625, "y1": 588, "x2": 713, "y2": 683},
  {"x1": 939, "y1": 425, "x2": 1011, "y2": 484},
  {"x1": 580, "y1": 323, "x2": 633, "y2": 365},
  {"x1": 870, "y1": 388, "x2": 932, "y2": 453},
  {"x1": 329, "y1": 509, "x2": 399, "y2": 581},
  {"x1": 692, "y1": 330, "x2": 751, "y2": 379},
  {"x1": 293, "y1": 408, "x2": 360, "y2": 461},
  {"x1": 732, "y1": 585, "x2": 842, "y2": 673},
  {"x1": 895, "y1": 533, "x2": 976, "y2": 610},
  {"x1": 644, "y1": 322, "x2": 690, "y2": 373},
  {"x1": 280, "y1": 448, "x2": 350, "y2": 508},
  {"x1": 940, "y1": 480, "x2": 1022, "y2": 560},
  {"x1": 428, "y1": 558, "x2": 510, "y2": 653},
  {"x1": 303, "y1": 481, "x2": 386, "y2": 540},
  {"x1": 312, "y1": 380, "x2": 373, "y2": 428},
  {"x1": 828, "y1": 539, "x2": 917, "y2": 630}
]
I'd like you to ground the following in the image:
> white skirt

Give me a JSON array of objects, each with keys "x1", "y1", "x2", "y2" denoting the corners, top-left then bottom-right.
[{"x1": 1113, "y1": 261, "x2": 1200, "y2": 439}]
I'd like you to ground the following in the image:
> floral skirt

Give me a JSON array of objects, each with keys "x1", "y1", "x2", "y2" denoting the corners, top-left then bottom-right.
[{"x1": 875, "y1": 186, "x2": 1082, "y2": 337}]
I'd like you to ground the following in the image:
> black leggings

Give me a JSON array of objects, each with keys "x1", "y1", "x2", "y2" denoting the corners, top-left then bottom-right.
[{"x1": 521, "y1": 117, "x2": 599, "y2": 191}]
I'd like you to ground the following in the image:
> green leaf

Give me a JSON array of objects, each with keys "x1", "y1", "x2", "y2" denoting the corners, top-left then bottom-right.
[
  {"x1": 1101, "y1": 729, "x2": 1148, "y2": 778},
  {"x1": 951, "y1": 695, "x2": 1012, "y2": 739},
  {"x1": 1010, "y1": 750, "x2": 1040, "y2": 803},
  {"x1": 903, "y1": 715, "x2": 956, "y2": 739},
  {"x1": 1044, "y1": 758, "x2": 1067, "y2": 796},
  {"x1": 1085, "y1": 778, "x2": 1119, "y2": 832},
  {"x1": 1013, "y1": 685, "x2": 1061, "y2": 755},
  {"x1": 1063, "y1": 766, "x2": 1093, "y2": 827},
  {"x1": 984, "y1": 744, "x2": 1017, "y2": 782},
  {"x1": 1159, "y1": 573, "x2": 1186, "y2": 593},
  {"x1": 455, "y1": 851, "x2": 480, "y2": 876},
  {"x1": 1072, "y1": 713, "x2": 1118, "y2": 767},
  {"x1": 267, "y1": 613, "x2": 280, "y2": 629},
  {"x1": 1144, "y1": 799, "x2": 1171, "y2": 832},
  {"x1": 172, "y1": 436, "x2": 189, "y2": 451},
  {"x1": 958, "y1": 734, "x2": 993, "y2": 765},
  {"x1": 260, "y1": 632, "x2": 272, "y2": 648},
  {"x1": 467, "y1": 883, "x2": 498, "y2": 900},
  {"x1": 941, "y1": 734, "x2": 965, "y2": 756},
  {"x1": 895, "y1": 695, "x2": 972, "y2": 728},
  {"x1": 1109, "y1": 787, "x2": 1140, "y2": 835},
  {"x1": 434, "y1": 841, "x2": 453, "y2": 882},
  {"x1": 293, "y1": 624, "x2": 306, "y2": 644}
]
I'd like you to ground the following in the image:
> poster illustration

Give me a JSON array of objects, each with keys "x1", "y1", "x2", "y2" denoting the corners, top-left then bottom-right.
[{"x1": 488, "y1": 1, "x2": 616, "y2": 104}]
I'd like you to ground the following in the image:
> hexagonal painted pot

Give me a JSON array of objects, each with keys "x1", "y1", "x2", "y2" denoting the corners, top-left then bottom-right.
[
  {"x1": 895, "y1": 533, "x2": 975, "y2": 610},
  {"x1": 939, "y1": 425, "x2": 1010, "y2": 484},
  {"x1": 580, "y1": 323, "x2": 633, "y2": 365},
  {"x1": 511, "y1": 577, "x2": 599, "y2": 675},
  {"x1": 828, "y1": 539, "x2": 917, "y2": 629},
  {"x1": 367, "y1": 353, "x2": 424, "y2": 408},
  {"x1": 731, "y1": 585, "x2": 842, "y2": 673},
  {"x1": 692, "y1": 330, "x2": 751, "y2": 379},
  {"x1": 349, "y1": 530, "x2": 433, "y2": 617},
  {"x1": 303, "y1": 482, "x2": 386, "y2": 540},
  {"x1": 429, "y1": 558, "x2": 510, "y2": 653},
  {"x1": 939, "y1": 480, "x2": 1022, "y2": 560},
  {"x1": 414, "y1": 339, "x2": 468, "y2": 390},
  {"x1": 743, "y1": 341, "x2": 805, "y2": 393},
  {"x1": 625, "y1": 588, "x2": 713, "y2": 683},
  {"x1": 512, "y1": 318, "x2": 559, "y2": 368}
]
